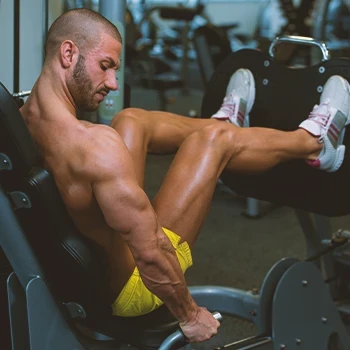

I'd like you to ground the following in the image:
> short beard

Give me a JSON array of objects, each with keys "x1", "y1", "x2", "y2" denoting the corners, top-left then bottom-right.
[{"x1": 71, "y1": 53, "x2": 96, "y2": 111}]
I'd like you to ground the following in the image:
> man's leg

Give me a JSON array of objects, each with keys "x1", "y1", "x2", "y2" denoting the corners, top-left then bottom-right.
[
  {"x1": 111, "y1": 69, "x2": 256, "y2": 186},
  {"x1": 151, "y1": 123, "x2": 320, "y2": 247},
  {"x1": 112, "y1": 73, "x2": 350, "y2": 247},
  {"x1": 111, "y1": 109, "x2": 220, "y2": 187},
  {"x1": 112, "y1": 113, "x2": 321, "y2": 245}
]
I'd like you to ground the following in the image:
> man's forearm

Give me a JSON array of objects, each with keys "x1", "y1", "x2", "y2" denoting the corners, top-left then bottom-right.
[
  {"x1": 107, "y1": 186, "x2": 199, "y2": 322},
  {"x1": 135, "y1": 232, "x2": 198, "y2": 323}
]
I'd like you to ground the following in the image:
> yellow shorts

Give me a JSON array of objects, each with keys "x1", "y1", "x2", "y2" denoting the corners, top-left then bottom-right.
[{"x1": 112, "y1": 227, "x2": 193, "y2": 317}]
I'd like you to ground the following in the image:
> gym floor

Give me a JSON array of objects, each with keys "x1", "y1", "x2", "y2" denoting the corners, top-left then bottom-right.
[{"x1": 128, "y1": 59, "x2": 350, "y2": 349}]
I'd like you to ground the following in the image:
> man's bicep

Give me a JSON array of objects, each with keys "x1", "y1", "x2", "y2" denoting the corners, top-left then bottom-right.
[
  {"x1": 93, "y1": 170, "x2": 161, "y2": 263},
  {"x1": 93, "y1": 166, "x2": 145, "y2": 232}
]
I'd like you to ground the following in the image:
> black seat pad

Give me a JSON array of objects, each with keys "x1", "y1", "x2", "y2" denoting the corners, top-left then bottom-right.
[{"x1": 201, "y1": 49, "x2": 350, "y2": 216}]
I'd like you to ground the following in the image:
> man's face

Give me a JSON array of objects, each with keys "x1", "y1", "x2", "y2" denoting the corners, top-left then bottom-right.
[{"x1": 68, "y1": 33, "x2": 122, "y2": 111}]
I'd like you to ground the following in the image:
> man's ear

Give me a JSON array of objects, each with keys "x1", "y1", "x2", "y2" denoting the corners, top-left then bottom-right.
[{"x1": 60, "y1": 40, "x2": 78, "y2": 68}]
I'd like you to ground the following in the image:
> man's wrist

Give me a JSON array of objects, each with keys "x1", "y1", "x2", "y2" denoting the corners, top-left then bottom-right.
[{"x1": 179, "y1": 300, "x2": 198, "y2": 325}]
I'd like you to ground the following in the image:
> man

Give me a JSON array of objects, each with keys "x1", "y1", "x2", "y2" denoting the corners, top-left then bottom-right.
[{"x1": 20, "y1": 8, "x2": 350, "y2": 343}]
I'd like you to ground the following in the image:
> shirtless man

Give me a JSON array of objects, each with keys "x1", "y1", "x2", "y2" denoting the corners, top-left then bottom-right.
[{"x1": 20, "y1": 8, "x2": 350, "y2": 343}]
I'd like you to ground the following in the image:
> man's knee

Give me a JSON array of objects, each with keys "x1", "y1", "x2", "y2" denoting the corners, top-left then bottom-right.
[
  {"x1": 111, "y1": 107, "x2": 146, "y2": 129},
  {"x1": 193, "y1": 123, "x2": 238, "y2": 149}
]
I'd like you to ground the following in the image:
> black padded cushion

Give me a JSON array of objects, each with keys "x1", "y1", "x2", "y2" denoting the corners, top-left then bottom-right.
[
  {"x1": 0, "y1": 82, "x2": 114, "y2": 319},
  {"x1": 0, "y1": 82, "x2": 40, "y2": 176},
  {"x1": 14, "y1": 168, "x2": 114, "y2": 320},
  {"x1": 201, "y1": 49, "x2": 350, "y2": 217}
]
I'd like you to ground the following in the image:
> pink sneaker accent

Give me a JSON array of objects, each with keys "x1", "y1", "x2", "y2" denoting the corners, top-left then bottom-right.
[
  {"x1": 211, "y1": 69, "x2": 255, "y2": 127},
  {"x1": 305, "y1": 158, "x2": 321, "y2": 168},
  {"x1": 299, "y1": 75, "x2": 350, "y2": 172}
]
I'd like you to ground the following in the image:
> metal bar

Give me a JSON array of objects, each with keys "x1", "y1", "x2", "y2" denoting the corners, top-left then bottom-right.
[
  {"x1": 245, "y1": 198, "x2": 260, "y2": 218},
  {"x1": 294, "y1": 210, "x2": 322, "y2": 260},
  {"x1": 42, "y1": 0, "x2": 49, "y2": 62},
  {"x1": 158, "y1": 330, "x2": 185, "y2": 350},
  {"x1": 159, "y1": 312, "x2": 223, "y2": 350},
  {"x1": 269, "y1": 35, "x2": 329, "y2": 61},
  {"x1": 214, "y1": 335, "x2": 272, "y2": 349},
  {"x1": 188, "y1": 285, "x2": 259, "y2": 322},
  {"x1": 12, "y1": 90, "x2": 31, "y2": 98},
  {"x1": 7, "y1": 273, "x2": 30, "y2": 350}
]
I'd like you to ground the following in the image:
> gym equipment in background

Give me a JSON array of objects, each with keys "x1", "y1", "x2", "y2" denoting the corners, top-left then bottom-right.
[
  {"x1": 98, "y1": 0, "x2": 126, "y2": 125},
  {"x1": 313, "y1": 0, "x2": 350, "y2": 55}
]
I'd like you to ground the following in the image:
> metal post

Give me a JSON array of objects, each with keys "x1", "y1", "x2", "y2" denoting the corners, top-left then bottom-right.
[
  {"x1": 245, "y1": 197, "x2": 260, "y2": 218},
  {"x1": 98, "y1": 0, "x2": 126, "y2": 124},
  {"x1": 99, "y1": 0, "x2": 126, "y2": 25},
  {"x1": 312, "y1": 0, "x2": 332, "y2": 40},
  {"x1": 42, "y1": 0, "x2": 49, "y2": 63}
]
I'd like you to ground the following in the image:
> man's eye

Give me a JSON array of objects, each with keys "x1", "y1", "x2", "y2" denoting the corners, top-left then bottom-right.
[{"x1": 101, "y1": 65, "x2": 108, "y2": 71}]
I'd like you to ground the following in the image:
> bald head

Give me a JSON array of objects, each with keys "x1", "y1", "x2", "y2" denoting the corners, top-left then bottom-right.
[{"x1": 45, "y1": 8, "x2": 122, "y2": 62}]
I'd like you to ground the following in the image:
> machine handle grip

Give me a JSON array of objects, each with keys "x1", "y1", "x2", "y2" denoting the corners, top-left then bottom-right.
[
  {"x1": 211, "y1": 311, "x2": 223, "y2": 322},
  {"x1": 158, "y1": 312, "x2": 223, "y2": 350},
  {"x1": 269, "y1": 35, "x2": 329, "y2": 61},
  {"x1": 12, "y1": 90, "x2": 31, "y2": 98}
]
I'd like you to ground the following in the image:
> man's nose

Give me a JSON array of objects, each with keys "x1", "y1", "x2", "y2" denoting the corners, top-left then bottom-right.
[{"x1": 106, "y1": 72, "x2": 118, "y2": 91}]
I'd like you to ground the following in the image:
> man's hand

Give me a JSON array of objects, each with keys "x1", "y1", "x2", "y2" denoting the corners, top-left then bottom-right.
[{"x1": 179, "y1": 307, "x2": 220, "y2": 343}]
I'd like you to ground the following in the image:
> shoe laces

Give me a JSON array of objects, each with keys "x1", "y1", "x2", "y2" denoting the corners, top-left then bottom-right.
[
  {"x1": 309, "y1": 100, "x2": 332, "y2": 142},
  {"x1": 219, "y1": 92, "x2": 236, "y2": 117}
]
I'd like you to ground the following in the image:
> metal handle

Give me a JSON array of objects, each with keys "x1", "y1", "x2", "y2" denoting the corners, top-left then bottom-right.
[
  {"x1": 12, "y1": 90, "x2": 31, "y2": 98},
  {"x1": 158, "y1": 312, "x2": 223, "y2": 350},
  {"x1": 212, "y1": 311, "x2": 223, "y2": 322},
  {"x1": 269, "y1": 35, "x2": 329, "y2": 61}
]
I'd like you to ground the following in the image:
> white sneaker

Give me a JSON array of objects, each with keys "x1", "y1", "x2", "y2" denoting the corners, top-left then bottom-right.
[
  {"x1": 211, "y1": 69, "x2": 255, "y2": 127},
  {"x1": 299, "y1": 75, "x2": 350, "y2": 172}
]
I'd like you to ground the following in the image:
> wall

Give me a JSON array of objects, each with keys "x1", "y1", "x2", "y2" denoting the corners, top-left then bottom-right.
[
  {"x1": 0, "y1": 0, "x2": 64, "y2": 94},
  {"x1": 19, "y1": 0, "x2": 46, "y2": 91},
  {"x1": 0, "y1": 0, "x2": 14, "y2": 92},
  {"x1": 0, "y1": 0, "x2": 44, "y2": 93}
]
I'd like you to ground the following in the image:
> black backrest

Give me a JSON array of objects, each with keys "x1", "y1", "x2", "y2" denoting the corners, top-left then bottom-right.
[
  {"x1": 201, "y1": 49, "x2": 350, "y2": 216},
  {"x1": 0, "y1": 85, "x2": 40, "y2": 176},
  {"x1": 0, "y1": 82, "x2": 114, "y2": 322}
]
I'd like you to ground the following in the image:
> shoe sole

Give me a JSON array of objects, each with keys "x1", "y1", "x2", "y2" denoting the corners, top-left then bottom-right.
[
  {"x1": 335, "y1": 78, "x2": 350, "y2": 172},
  {"x1": 338, "y1": 78, "x2": 350, "y2": 143},
  {"x1": 244, "y1": 69, "x2": 255, "y2": 115},
  {"x1": 330, "y1": 144, "x2": 345, "y2": 172},
  {"x1": 225, "y1": 69, "x2": 256, "y2": 114}
]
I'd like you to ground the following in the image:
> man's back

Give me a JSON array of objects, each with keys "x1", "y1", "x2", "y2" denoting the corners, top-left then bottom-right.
[{"x1": 20, "y1": 80, "x2": 136, "y2": 297}]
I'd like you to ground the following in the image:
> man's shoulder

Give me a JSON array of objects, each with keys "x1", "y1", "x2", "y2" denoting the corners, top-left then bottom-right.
[
  {"x1": 78, "y1": 123, "x2": 127, "y2": 178},
  {"x1": 82, "y1": 120, "x2": 116, "y2": 135},
  {"x1": 81, "y1": 122, "x2": 123, "y2": 150}
]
